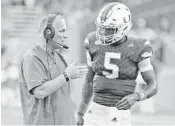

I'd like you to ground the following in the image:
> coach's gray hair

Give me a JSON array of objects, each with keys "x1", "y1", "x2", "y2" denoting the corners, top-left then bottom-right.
[
  {"x1": 38, "y1": 14, "x2": 63, "y2": 38},
  {"x1": 39, "y1": 16, "x2": 47, "y2": 37}
]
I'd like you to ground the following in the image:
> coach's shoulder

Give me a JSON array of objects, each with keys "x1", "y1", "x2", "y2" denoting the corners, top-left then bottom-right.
[{"x1": 22, "y1": 47, "x2": 37, "y2": 64}]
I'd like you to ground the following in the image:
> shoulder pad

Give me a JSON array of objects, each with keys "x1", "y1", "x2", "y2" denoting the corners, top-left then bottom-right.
[
  {"x1": 138, "y1": 39, "x2": 153, "y2": 62},
  {"x1": 83, "y1": 31, "x2": 96, "y2": 50}
]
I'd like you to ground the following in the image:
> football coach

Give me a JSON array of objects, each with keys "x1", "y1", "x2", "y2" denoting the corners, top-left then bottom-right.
[{"x1": 19, "y1": 14, "x2": 88, "y2": 125}]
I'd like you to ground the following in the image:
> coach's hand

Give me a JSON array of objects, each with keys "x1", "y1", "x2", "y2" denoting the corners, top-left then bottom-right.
[
  {"x1": 76, "y1": 113, "x2": 84, "y2": 125},
  {"x1": 116, "y1": 93, "x2": 139, "y2": 110},
  {"x1": 65, "y1": 61, "x2": 88, "y2": 79}
]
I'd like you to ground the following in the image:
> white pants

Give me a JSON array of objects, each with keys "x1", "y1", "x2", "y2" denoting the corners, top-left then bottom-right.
[{"x1": 84, "y1": 102, "x2": 131, "y2": 126}]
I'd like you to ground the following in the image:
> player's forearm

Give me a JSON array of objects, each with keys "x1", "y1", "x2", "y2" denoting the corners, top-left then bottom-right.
[
  {"x1": 33, "y1": 73, "x2": 67, "y2": 99},
  {"x1": 143, "y1": 79, "x2": 158, "y2": 98},
  {"x1": 78, "y1": 82, "x2": 93, "y2": 116},
  {"x1": 137, "y1": 79, "x2": 158, "y2": 101}
]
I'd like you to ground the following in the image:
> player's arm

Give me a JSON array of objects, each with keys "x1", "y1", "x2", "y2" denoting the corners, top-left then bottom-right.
[
  {"x1": 77, "y1": 64, "x2": 95, "y2": 116},
  {"x1": 136, "y1": 40, "x2": 158, "y2": 100},
  {"x1": 116, "y1": 40, "x2": 158, "y2": 110},
  {"x1": 77, "y1": 36, "x2": 95, "y2": 125},
  {"x1": 137, "y1": 58, "x2": 158, "y2": 101},
  {"x1": 77, "y1": 64, "x2": 95, "y2": 125},
  {"x1": 116, "y1": 58, "x2": 158, "y2": 110},
  {"x1": 77, "y1": 45, "x2": 95, "y2": 115}
]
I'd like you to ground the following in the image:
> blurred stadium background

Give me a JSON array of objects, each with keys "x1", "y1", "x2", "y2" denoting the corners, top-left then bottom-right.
[{"x1": 1, "y1": 0, "x2": 175, "y2": 125}]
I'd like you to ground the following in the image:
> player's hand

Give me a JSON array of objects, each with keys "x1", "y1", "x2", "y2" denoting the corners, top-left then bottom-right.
[
  {"x1": 65, "y1": 61, "x2": 88, "y2": 79},
  {"x1": 76, "y1": 113, "x2": 84, "y2": 125},
  {"x1": 116, "y1": 93, "x2": 139, "y2": 110}
]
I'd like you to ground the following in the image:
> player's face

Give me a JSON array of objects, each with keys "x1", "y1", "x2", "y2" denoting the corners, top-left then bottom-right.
[
  {"x1": 52, "y1": 18, "x2": 67, "y2": 49},
  {"x1": 96, "y1": 25, "x2": 117, "y2": 44}
]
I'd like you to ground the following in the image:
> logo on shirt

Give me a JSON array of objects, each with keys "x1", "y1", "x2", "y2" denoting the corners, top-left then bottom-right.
[
  {"x1": 128, "y1": 43, "x2": 134, "y2": 47},
  {"x1": 111, "y1": 117, "x2": 118, "y2": 122}
]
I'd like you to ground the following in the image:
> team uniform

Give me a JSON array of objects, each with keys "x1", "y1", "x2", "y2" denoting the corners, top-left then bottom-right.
[
  {"x1": 83, "y1": 31, "x2": 153, "y2": 125},
  {"x1": 77, "y1": 2, "x2": 155, "y2": 126}
]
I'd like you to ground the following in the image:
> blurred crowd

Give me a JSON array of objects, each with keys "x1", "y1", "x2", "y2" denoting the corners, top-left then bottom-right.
[{"x1": 1, "y1": 0, "x2": 175, "y2": 113}]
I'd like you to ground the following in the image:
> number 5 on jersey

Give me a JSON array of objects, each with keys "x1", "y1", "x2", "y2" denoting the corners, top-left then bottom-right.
[{"x1": 103, "y1": 52, "x2": 121, "y2": 79}]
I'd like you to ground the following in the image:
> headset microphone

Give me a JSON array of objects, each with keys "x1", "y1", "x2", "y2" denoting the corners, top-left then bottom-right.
[
  {"x1": 52, "y1": 40, "x2": 69, "y2": 49},
  {"x1": 44, "y1": 14, "x2": 69, "y2": 49},
  {"x1": 44, "y1": 14, "x2": 69, "y2": 125}
]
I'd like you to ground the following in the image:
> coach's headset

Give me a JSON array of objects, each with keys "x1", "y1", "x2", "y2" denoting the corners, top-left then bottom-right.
[
  {"x1": 44, "y1": 15, "x2": 68, "y2": 124},
  {"x1": 43, "y1": 14, "x2": 69, "y2": 49}
]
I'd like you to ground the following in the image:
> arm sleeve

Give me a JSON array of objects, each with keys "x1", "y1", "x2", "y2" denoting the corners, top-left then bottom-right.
[
  {"x1": 84, "y1": 37, "x2": 90, "y2": 50},
  {"x1": 138, "y1": 40, "x2": 153, "y2": 62},
  {"x1": 84, "y1": 36, "x2": 93, "y2": 67},
  {"x1": 22, "y1": 55, "x2": 47, "y2": 94},
  {"x1": 138, "y1": 58, "x2": 153, "y2": 72},
  {"x1": 86, "y1": 51, "x2": 92, "y2": 67}
]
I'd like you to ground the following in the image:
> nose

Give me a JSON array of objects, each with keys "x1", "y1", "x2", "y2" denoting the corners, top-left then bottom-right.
[{"x1": 63, "y1": 32, "x2": 68, "y2": 39}]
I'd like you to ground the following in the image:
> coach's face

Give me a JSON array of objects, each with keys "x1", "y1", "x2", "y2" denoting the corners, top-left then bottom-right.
[{"x1": 51, "y1": 17, "x2": 67, "y2": 49}]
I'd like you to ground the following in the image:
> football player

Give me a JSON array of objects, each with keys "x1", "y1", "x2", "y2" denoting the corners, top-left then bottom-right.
[{"x1": 77, "y1": 2, "x2": 158, "y2": 126}]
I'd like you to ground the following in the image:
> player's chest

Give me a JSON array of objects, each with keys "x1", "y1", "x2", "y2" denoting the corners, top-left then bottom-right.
[
  {"x1": 90, "y1": 43, "x2": 138, "y2": 79},
  {"x1": 91, "y1": 43, "x2": 135, "y2": 64}
]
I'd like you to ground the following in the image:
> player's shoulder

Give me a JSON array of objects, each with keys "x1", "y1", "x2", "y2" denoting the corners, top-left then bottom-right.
[
  {"x1": 127, "y1": 36, "x2": 151, "y2": 48},
  {"x1": 85, "y1": 31, "x2": 97, "y2": 44},
  {"x1": 84, "y1": 31, "x2": 97, "y2": 50},
  {"x1": 127, "y1": 36, "x2": 153, "y2": 62},
  {"x1": 86, "y1": 31, "x2": 96, "y2": 41}
]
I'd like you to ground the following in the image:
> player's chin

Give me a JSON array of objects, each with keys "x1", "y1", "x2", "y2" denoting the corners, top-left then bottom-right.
[
  {"x1": 100, "y1": 38, "x2": 112, "y2": 44},
  {"x1": 105, "y1": 39, "x2": 113, "y2": 44}
]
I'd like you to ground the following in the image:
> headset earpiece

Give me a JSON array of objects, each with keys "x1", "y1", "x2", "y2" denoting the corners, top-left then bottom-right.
[{"x1": 44, "y1": 14, "x2": 57, "y2": 40}]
